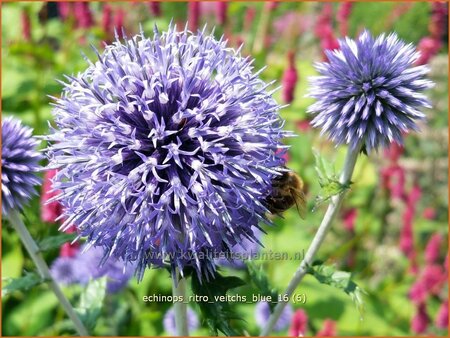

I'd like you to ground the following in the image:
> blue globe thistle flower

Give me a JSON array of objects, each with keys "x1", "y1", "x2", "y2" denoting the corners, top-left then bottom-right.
[
  {"x1": 255, "y1": 301, "x2": 293, "y2": 332},
  {"x1": 2, "y1": 117, "x2": 42, "y2": 216},
  {"x1": 76, "y1": 245, "x2": 135, "y2": 293},
  {"x1": 50, "y1": 257, "x2": 83, "y2": 285},
  {"x1": 308, "y1": 30, "x2": 434, "y2": 152},
  {"x1": 163, "y1": 306, "x2": 199, "y2": 335},
  {"x1": 46, "y1": 26, "x2": 289, "y2": 280}
]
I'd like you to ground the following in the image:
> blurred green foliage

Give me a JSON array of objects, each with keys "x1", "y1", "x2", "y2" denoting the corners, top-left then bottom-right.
[{"x1": 2, "y1": 1, "x2": 448, "y2": 336}]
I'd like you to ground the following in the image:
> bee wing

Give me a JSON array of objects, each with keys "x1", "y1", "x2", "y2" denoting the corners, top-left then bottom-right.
[{"x1": 292, "y1": 187, "x2": 307, "y2": 219}]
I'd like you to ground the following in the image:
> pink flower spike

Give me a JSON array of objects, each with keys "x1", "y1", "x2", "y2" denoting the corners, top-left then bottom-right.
[
  {"x1": 282, "y1": 51, "x2": 298, "y2": 104},
  {"x1": 384, "y1": 142, "x2": 404, "y2": 163},
  {"x1": 411, "y1": 303, "x2": 430, "y2": 334},
  {"x1": 21, "y1": 10, "x2": 31, "y2": 41},
  {"x1": 409, "y1": 280, "x2": 427, "y2": 305},
  {"x1": 435, "y1": 299, "x2": 449, "y2": 329},
  {"x1": 317, "y1": 319, "x2": 337, "y2": 336},
  {"x1": 41, "y1": 169, "x2": 63, "y2": 223},
  {"x1": 289, "y1": 309, "x2": 308, "y2": 337},
  {"x1": 74, "y1": 2, "x2": 94, "y2": 29},
  {"x1": 102, "y1": 4, "x2": 113, "y2": 37},
  {"x1": 57, "y1": 2, "x2": 72, "y2": 21},
  {"x1": 425, "y1": 233, "x2": 442, "y2": 264},
  {"x1": 188, "y1": 1, "x2": 200, "y2": 32},
  {"x1": 216, "y1": 1, "x2": 228, "y2": 25},
  {"x1": 114, "y1": 8, "x2": 125, "y2": 39},
  {"x1": 342, "y1": 208, "x2": 357, "y2": 232},
  {"x1": 148, "y1": 1, "x2": 162, "y2": 17},
  {"x1": 422, "y1": 207, "x2": 436, "y2": 220}
]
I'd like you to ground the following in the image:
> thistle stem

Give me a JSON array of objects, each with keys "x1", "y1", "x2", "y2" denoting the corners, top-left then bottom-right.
[
  {"x1": 8, "y1": 210, "x2": 89, "y2": 336},
  {"x1": 172, "y1": 270, "x2": 189, "y2": 336},
  {"x1": 260, "y1": 143, "x2": 362, "y2": 336}
]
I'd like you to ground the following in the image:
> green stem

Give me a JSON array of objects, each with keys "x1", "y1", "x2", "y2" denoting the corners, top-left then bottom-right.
[
  {"x1": 172, "y1": 270, "x2": 189, "y2": 336},
  {"x1": 8, "y1": 210, "x2": 89, "y2": 336},
  {"x1": 260, "y1": 142, "x2": 362, "y2": 336}
]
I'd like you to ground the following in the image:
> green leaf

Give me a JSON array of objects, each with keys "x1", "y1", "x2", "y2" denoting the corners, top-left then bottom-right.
[
  {"x1": 246, "y1": 261, "x2": 279, "y2": 312},
  {"x1": 76, "y1": 277, "x2": 107, "y2": 333},
  {"x1": 191, "y1": 272, "x2": 245, "y2": 336},
  {"x1": 307, "y1": 263, "x2": 366, "y2": 317},
  {"x1": 313, "y1": 150, "x2": 352, "y2": 208},
  {"x1": 38, "y1": 233, "x2": 78, "y2": 252},
  {"x1": 2, "y1": 271, "x2": 44, "y2": 296}
]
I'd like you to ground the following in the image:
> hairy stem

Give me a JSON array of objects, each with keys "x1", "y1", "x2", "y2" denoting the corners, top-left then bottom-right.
[
  {"x1": 172, "y1": 270, "x2": 189, "y2": 336},
  {"x1": 260, "y1": 143, "x2": 362, "y2": 336},
  {"x1": 8, "y1": 210, "x2": 89, "y2": 336}
]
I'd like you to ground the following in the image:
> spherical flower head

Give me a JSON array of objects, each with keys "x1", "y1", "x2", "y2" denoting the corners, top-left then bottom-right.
[
  {"x1": 308, "y1": 30, "x2": 434, "y2": 152},
  {"x1": 50, "y1": 256, "x2": 82, "y2": 285},
  {"x1": 163, "y1": 306, "x2": 199, "y2": 335},
  {"x1": 76, "y1": 245, "x2": 135, "y2": 293},
  {"x1": 255, "y1": 301, "x2": 293, "y2": 332},
  {"x1": 2, "y1": 117, "x2": 42, "y2": 216},
  {"x1": 46, "y1": 26, "x2": 289, "y2": 281}
]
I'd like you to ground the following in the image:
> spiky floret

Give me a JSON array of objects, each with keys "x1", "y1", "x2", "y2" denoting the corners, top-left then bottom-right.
[
  {"x1": 2, "y1": 117, "x2": 42, "y2": 216},
  {"x1": 308, "y1": 30, "x2": 434, "y2": 152},
  {"x1": 46, "y1": 26, "x2": 290, "y2": 280}
]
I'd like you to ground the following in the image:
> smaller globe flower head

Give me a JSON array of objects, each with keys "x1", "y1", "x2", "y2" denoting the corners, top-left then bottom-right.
[
  {"x1": 2, "y1": 117, "x2": 42, "y2": 217},
  {"x1": 308, "y1": 30, "x2": 434, "y2": 152},
  {"x1": 50, "y1": 256, "x2": 82, "y2": 285},
  {"x1": 76, "y1": 245, "x2": 135, "y2": 293},
  {"x1": 163, "y1": 306, "x2": 199, "y2": 335},
  {"x1": 46, "y1": 25, "x2": 289, "y2": 281},
  {"x1": 255, "y1": 301, "x2": 293, "y2": 332}
]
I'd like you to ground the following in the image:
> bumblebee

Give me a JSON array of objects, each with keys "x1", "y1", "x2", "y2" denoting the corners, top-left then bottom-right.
[{"x1": 265, "y1": 168, "x2": 307, "y2": 218}]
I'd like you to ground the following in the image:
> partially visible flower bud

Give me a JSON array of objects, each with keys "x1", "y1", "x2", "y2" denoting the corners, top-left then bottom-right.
[{"x1": 2, "y1": 117, "x2": 42, "y2": 216}]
